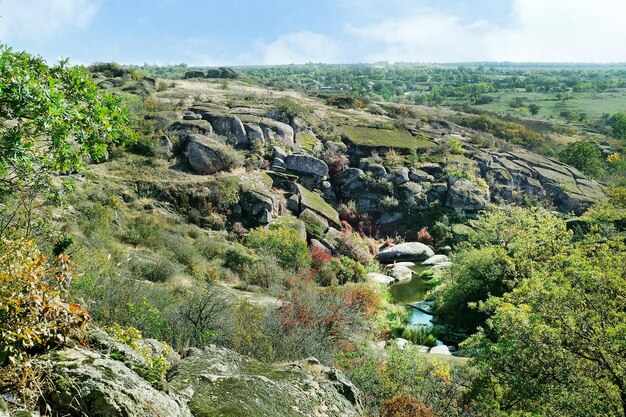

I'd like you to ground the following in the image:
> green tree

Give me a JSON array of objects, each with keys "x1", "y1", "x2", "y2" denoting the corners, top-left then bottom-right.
[
  {"x1": 0, "y1": 45, "x2": 135, "y2": 237},
  {"x1": 245, "y1": 226, "x2": 311, "y2": 272},
  {"x1": 464, "y1": 238, "x2": 626, "y2": 417},
  {"x1": 609, "y1": 112, "x2": 626, "y2": 140},
  {"x1": 528, "y1": 103, "x2": 540, "y2": 115},
  {"x1": 558, "y1": 140, "x2": 605, "y2": 178}
]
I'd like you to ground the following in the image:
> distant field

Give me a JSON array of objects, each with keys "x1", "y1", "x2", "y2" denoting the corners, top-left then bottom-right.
[
  {"x1": 456, "y1": 90, "x2": 626, "y2": 120},
  {"x1": 340, "y1": 125, "x2": 435, "y2": 149}
]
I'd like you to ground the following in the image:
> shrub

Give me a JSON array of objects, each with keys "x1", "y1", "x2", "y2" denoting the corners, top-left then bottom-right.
[
  {"x1": 128, "y1": 256, "x2": 178, "y2": 282},
  {"x1": 0, "y1": 239, "x2": 90, "y2": 364},
  {"x1": 335, "y1": 230, "x2": 374, "y2": 264},
  {"x1": 245, "y1": 227, "x2": 311, "y2": 272},
  {"x1": 558, "y1": 140, "x2": 605, "y2": 178},
  {"x1": 233, "y1": 301, "x2": 274, "y2": 362},
  {"x1": 384, "y1": 149, "x2": 405, "y2": 167},
  {"x1": 122, "y1": 217, "x2": 163, "y2": 249},
  {"x1": 105, "y1": 323, "x2": 170, "y2": 377},
  {"x1": 380, "y1": 393, "x2": 436, "y2": 417},
  {"x1": 447, "y1": 138, "x2": 465, "y2": 155},
  {"x1": 332, "y1": 256, "x2": 366, "y2": 285},
  {"x1": 417, "y1": 227, "x2": 433, "y2": 245},
  {"x1": 311, "y1": 247, "x2": 333, "y2": 270}
]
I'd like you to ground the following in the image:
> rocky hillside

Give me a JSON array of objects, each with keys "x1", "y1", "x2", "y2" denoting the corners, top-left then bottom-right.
[
  {"x1": 2, "y1": 329, "x2": 361, "y2": 417},
  {"x1": 110, "y1": 74, "x2": 607, "y2": 249}
]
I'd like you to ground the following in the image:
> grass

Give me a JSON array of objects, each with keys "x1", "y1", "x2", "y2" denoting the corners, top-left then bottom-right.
[
  {"x1": 460, "y1": 90, "x2": 626, "y2": 120},
  {"x1": 340, "y1": 125, "x2": 435, "y2": 149}
]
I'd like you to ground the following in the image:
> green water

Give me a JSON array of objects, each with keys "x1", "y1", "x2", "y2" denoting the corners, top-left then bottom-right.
[
  {"x1": 389, "y1": 265, "x2": 431, "y2": 304},
  {"x1": 389, "y1": 264, "x2": 437, "y2": 328}
]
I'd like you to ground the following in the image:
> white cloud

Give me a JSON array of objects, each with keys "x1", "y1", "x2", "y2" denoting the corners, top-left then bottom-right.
[
  {"x1": 346, "y1": 9, "x2": 490, "y2": 62},
  {"x1": 261, "y1": 31, "x2": 342, "y2": 65},
  {"x1": 0, "y1": 0, "x2": 100, "y2": 42},
  {"x1": 487, "y1": 0, "x2": 626, "y2": 62},
  {"x1": 345, "y1": 0, "x2": 626, "y2": 62}
]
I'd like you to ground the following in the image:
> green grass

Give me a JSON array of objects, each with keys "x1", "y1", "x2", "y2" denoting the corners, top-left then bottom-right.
[
  {"x1": 459, "y1": 90, "x2": 626, "y2": 120},
  {"x1": 340, "y1": 125, "x2": 435, "y2": 149}
]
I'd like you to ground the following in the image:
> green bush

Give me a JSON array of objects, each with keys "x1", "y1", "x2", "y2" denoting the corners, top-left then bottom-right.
[
  {"x1": 122, "y1": 217, "x2": 163, "y2": 249},
  {"x1": 245, "y1": 227, "x2": 311, "y2": 272}
]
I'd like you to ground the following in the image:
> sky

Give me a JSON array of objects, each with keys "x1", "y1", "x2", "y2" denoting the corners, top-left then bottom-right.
[{"x1": 0, "y1": 0, "x2": 625, "y2": 66}]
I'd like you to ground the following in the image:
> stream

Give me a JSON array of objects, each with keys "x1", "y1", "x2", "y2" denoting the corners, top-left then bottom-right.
[{"x1": 389, "y1": 264, "x2": 444, "y2": 344}]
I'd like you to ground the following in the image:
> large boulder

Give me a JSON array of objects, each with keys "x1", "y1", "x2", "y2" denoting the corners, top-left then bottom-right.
[
  {"x1": 268, "y1": 216, "x2": 308, "y2": 242},
  {"x1": 293, "y1": 184, "x2": 341, "y2": 228},
  {"x1": 192, "y1": 110, "x2": 248, "y2": 147},
  {"x1": 168, "y1": 346, "x2": 363, "y2": 417},
  {"x1": 445, "y1": 178, "x2": 490, "y2": 211},
  {"x1": 40, "y1": 347, "x2": 192, "y2": 417},
  {"x1": 168, "y1": 120, "x2": 213, "y2": 136},
  {"x1": 185, "y1": 134, "x2": 233, "y2": 175},
  {"x1": 376, "y1": 242, "x2": 435, "y2": 263},
  {"x1": 299, "y1": 208, "x2": 329, "y2": 239},
  {"x1": 285, "y1": 154, "x2": 329, "y2": 179},
  {"x1": 259, "y1": 118, "x2": 294, "y2": 147},
  {"x1": 366, "y1": 272, "x2": 396, "y2": 285},
  {"x1": 184, "y1": 70, "x2": 205, "y2": 79},
  {"x1": 239, "y1": 172, "x2": 277, "y2": 224}
]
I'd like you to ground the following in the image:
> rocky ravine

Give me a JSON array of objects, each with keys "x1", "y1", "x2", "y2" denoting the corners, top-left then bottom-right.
[{"x1": 154, "y1": 98, "x2": 605, "y2": 249}]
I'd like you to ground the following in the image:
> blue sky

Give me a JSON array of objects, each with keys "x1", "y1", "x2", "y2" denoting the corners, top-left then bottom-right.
[{"x1": 1, "y1": 0, "x2": 625, "y2": 65}]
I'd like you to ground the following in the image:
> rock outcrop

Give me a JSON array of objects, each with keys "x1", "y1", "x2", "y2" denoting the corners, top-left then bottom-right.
[{"x1": 168, "y1": 346, "x2": 363, "y2": 417}]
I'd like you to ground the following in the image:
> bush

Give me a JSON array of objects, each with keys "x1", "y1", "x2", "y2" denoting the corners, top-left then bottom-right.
[
  {"x1": 0, "y1": 239, "x2": 89, "y2": 364},
  {"x1": 105, "y1": 323, "x2": 170, "y2": 378},
  {"x1": 380, "y1": 393, "x2": 436, "y2": 417},
  {"x1": 122, "y1": 217, "x2": 163, "y2": 249},
  {"x1": 245, "y1": 227, "x2": 311, "y2": 272},
  {"x1": 558, "y1": 140, "x2": 605, "y2": 178},
  {"x1": 433, "y1": 246, "x2": 515, "y2": 331}
]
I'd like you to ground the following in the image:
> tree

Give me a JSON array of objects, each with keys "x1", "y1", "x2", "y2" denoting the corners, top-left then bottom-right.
[
  {"x1": 609, "y1": 112, "x2": 626, "y2": 140},
  {"x1": 558, "y1": 140, "x2": 605, "y2": 178},
  {"x1": 528, "y1": 103, "x2": 541, "y2": 115},
  {"x1": 464, "y1": 238, "x2": 626, "y2": 416},
  {"x1": 0, "y1": 45, "x2": 135, "y2": 237}
]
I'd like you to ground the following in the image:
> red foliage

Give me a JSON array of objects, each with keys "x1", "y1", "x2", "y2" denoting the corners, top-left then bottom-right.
[
  {"x1": 340, "y1": 220, "x2": 353, "y2": 234},
  {"x1": 311, "y1": 247, "x2": 333, "y2": 270},
  {"x1": 417, "y1": 226, "x2": 434, "y2": 245},
  {"x1": 357, "y1": 216, "x2": 380, "y2": 238},
  {"x1": 328, "y1": 155, "x2": 349, "y2": 176}
]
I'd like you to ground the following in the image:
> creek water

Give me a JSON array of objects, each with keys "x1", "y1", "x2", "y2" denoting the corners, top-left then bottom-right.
[{"x1": 388, "y1": 265, "x2": 435, "y2": 327}]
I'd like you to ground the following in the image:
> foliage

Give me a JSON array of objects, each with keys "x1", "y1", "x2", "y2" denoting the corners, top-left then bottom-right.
[
  {"x1": 338, "y1": 344, "x2": 479, "y2": 416},
  {"x1": 232, "y1": 301, "x2": 274, "y2": 362},
  {"x1": 434, "y1": 206, "x2": 572, "y2": 331},
  {"x1": 245, "y1": 227, "x2": 312, "y2": 272},
  {"x1": 433, "y1": 246, "x2": 515, "y2": 331},
  {"x1": 457, "y1": 114, "x2": 543, "y2": 150},
  {"x1": 464, "y1": 238, "x2": 626, "y2": 417},
  {"x1": 417, "y1": 226, "x2": 434, "y2": 245},
  {"x1": 272, "y1": 97, "x2": 310, "y2": 122},
  {"x1": 558, "y1": 140, "x2": 605, "y2": 178},
  {"x1": 0, "y1": 46, "x2": 135, "y2": 236},
  {"x1": 447, "y1": 138, "x2": 465, "y2": 155},
  {"x1": 380, "y1": 393, "x2": 436, "y2": 417},
  {"x1": 105, "y1": 323, "x2": 170, "y2": 377},
  {"x1": 609, "y1": 112, "x2": 626, "y2": 140},
  {"x1": 0, "y1": 239, "x2": 89, "y2": 364}
]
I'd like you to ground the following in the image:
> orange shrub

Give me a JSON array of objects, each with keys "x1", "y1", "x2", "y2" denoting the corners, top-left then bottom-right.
[{"x1": 0, "y1": 239, "x2": 89, "y2": 364}]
